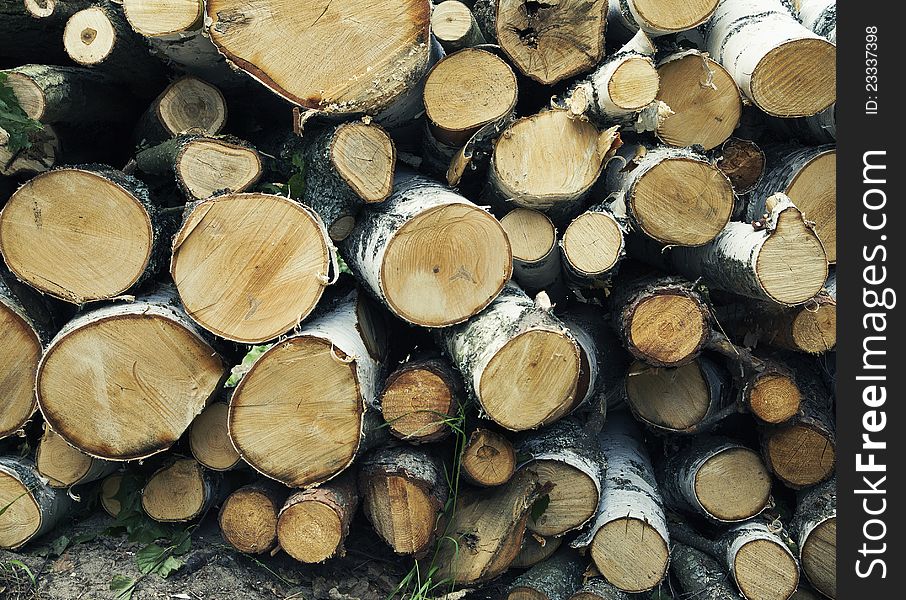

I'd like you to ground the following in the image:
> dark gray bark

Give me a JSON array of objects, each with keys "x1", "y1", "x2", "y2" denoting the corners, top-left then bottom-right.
[
  {"x1": 672, "y1": 543, "x2": 744, "y2": 600},
  {"x1": 0, "y1": 456, "x2": 73, "y2": 549},
  {"x1": 507, "y1": 547, "x2": 585, "y2": 599}
]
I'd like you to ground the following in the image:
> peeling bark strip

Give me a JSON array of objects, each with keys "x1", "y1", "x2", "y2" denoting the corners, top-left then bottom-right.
[
  {"x1": 605, "y1": 143, "x2": 734, "y2": 247},
  {"x1": 442, "y1": 282, "x2": 581, "y2": 431},
  {"x1": 142, "y1": 458, "x2": 225, "y2": 522},
  {"x1": 573, "y1": 413, "x2": 670, "y2": 593},
  {"x1": 706, "y1": 0, "x2": 835, "y2": 117},
  {"x1": 473, "y1": 0, "x2": 607, "y2": 85},
  {"x1": 485, "y1": 110, "x2": 621, "y2": 222},
  {"x1": 359, "y1": 446, "x2": 447, "y2": 556},
  {"x1": 515, "y1": 419, "x2": 605, "y2": 537},
  {"x1": 461, "y1": 426, "x2": 516, "y2": 487},
  {"x1": 170, "y1": 191, "x2": 334, "y2": 343},
  {"x1": 0, "y1": 166, "x2": 166, "y2": 304},
  {"x1": 560, "y1": 203, "x2": 626, "y2": 288},
  {"x1": 36, "y1": 425, "x2": 117, "y2": 488},
  {"x1": 565, "y1": 31, "x2": 667, "y2": 133},
  {"x1": 229, "y1": 288, "x2": 386, "y2": 489},
  {"x1": 431, "y1": 1, "x2": 486, "y2": 52},
  {"x1": 342, "y1": 171, "x2": 511, "y2": 327},
  {"x1": 794, "y1": 0, "x2": 836, "y2": 43},
  {"x1": 671, "y1": 543, "x2": 744, "y2": 600},
  {"x1": 507, "y1": 547, "x2": 584, "y2": 599},
  {"x1": 500, "y1": 208, "x2": 565, "y2": 297},
  {"x1": 206, "y1": 0, "x2": 432, "y2": 115},
  {"x1": 37, "y1": 286, "x2": 225, "y2": 461},
  {"x1": 380, "y1": 353, "x2": 461, "y2": 443},
  {"x1": 657, "y1": 436, "x2": 771, "y2": 523},
  {"x1": 436, "y1": 469, "x2": 551, "y2": 584},
  {"x1": 135, "y1": 134, "x2": 263, "y2": 201},
  {"x1": 749, "y1": 144, "x2": 836, "y2": 264},
  {"x1": 607, "y1": 0, "x2": 719, "y2": 39},
  {"x1": 791, "y1": 476, "x2": 836, "y2": 598},
  {"x1": 569, "y1": 578, "x2": 632, "y2": 600},
  {"x1": 278, "y1": 470, "x2": 359, "y2": 563},
  {"x1": 302, "y1": 121, "x2": 395, "y2": 241},
  {"x1": 609, "y1": 273, "x2": 711, "y2": 368},
  {"x1": 0, "y1": 456, "x2": 73, "y2": 550},
  {"x1": 669, "y1": 194, "x2": 828, "y2": 306},
  {"x1": 220, "y1": 481, "x2": 289, "y2": 554}
]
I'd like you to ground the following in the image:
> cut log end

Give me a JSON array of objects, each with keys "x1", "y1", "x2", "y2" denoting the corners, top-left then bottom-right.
[
  {"x1": 792, "y1": 302, "x2": 837, "y2": 354},
  {"x1": 332, "y1": 122, "x2": 395, "y2": 203},
  {"x1": 24, "y1": 0, "x2": 59, "y2": 19},
  {"x1": 220, "y1": 487, "x2": 280, "y2": 554},
  {"x1": 100, "y1": 474, "x2": 123, "y2": 517},
  {"x1": 462, "y1": 428, "x2": 516, "y2": 487},
  {"x1": 656, "y1": 54, "x2": 741, "y2": 150},
  {"x1": 141, "y1": 459, "x2": 211, "y2": 522},
  {"x1": 511, "y1": 534, "x2": 562, "y2": 569},
  {"x1": 123, "y1": 0, "x2": 204, "y2": 37},
  {"x1": 609, "y1": 57, "x2": 659, "y2": 111},
  {"x1": 36, "y1": 427, "x2": 94, "y2": 488},
  {"x1": 626, "y1": 361, "x2": 710, "y2": 432},
  {"x1": 171, "y1": 192, "x2": 330, "y2": 343},
  {"x1": 693, "y1": 447, "x2": 772, "y2": 522},
  {"x1": 749, "y1": 374, "x2": 802, "y2": 425},
  {"x1": 752, "y1": 38, "x2": 836, "y2": 118},
  {"x1": 230, "y1": 337, "x2": 363, "y2": 488},
  {"x1": 177, "y1": 139, "x2": 263, "y2": 200},
  {"x1": 381, "y1": 365, "x2": 456, "y2": 443},
  {"x1": 381, "y1": 202, "x2": 510, "y2": 327},
  {"x1": 525, "y1": 460, "x2": 598, "y2": 537},
  {"x1": 802, "y1": 517, "x2": 836, "y2": 598},
  {"x1": 278, "y1": 497, "x2": 345, "y2": 562},
  {"x1": 633, "y1": 0, "x2": 720, "y2": 32},
  {"x1": 632, "y1": 157, "x2": 734, "y2": 246},
  {"x1": 189, "y1": 403, "x2": 242, "y2": 471},
  {"x1": 63, "y1": 7, "x2": 117, "y2": 65},
  {"x1": 734, "y1": 538, "x2": 800, "y2": 600},
  {"x1": 562, "y1": 211, "x2": 623, "y2": 276},
  {"x1": 0, "y1": 301, "x2": 41, "y2": 439},
  {"x1": 590, "y1": 517, "x2": 669, "y2": 593},
  {"x1": 717, "y1": 138, "x2": 765, "y2": 194},
  {"x1": 431, "y1": 1, "x2": 481, "y2": 47},
  {"x1": 480, "y1": 330, "x2": 580, "y2": 431},
  {"x1": 361, "y1": 473, "x2": 441, "y2": 555},
  {"x1": 784, "y1": 150, "x2": 836, "y2": 263},
  {"x1": 0, "y1": 169, "x2": 152, "y2": 304},
  {"x1": 627, "y1": 293, "x2": 707, "y2": 366},
  {"x1": 755, "y1": 207, "x2": 829, "y2": 305},
  {"x1": 5, "y1": 72, "x2": 48, "y2": 121},
  {"x1": 501, "y1": 208, "x2": 556, "y2": 264},
  {"x1": 424, "y1": 49, "x2": 517, "y2": 146},
  {"x1": 157, "y1": 77, "x2": 227, "y2": 137},
  {"x1": 508, "y1": 590, "x2": 547, "y2": 600},
  {"x1": 0, "y1": 470, "x2": 42, "y2": 549},
  {"x1": 766, "y1": 424, "x2": 835, "y2": 488}
]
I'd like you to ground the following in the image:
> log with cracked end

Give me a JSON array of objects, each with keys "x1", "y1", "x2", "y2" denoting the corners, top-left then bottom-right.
[
  {"x1": 220, "y1": 481, "x2": 289, "y2": 554},
  {"x1": 342, "y1": 170, "x2": 512, "y2": 328},
  {"x1": 461, "y1": 426, "x2": 516, "y2": 487},
  {"x1": 515, "y1": 419, "x2": 605, "y2": 538},
  {"x1": 359, "y1": 446, "x2": 447, "y2": 556},
  {"x1": 791, "y1": 476, "x2": 836, "y2": 599},
  {"x1": 205, "y1": 0, "x2": 433, "y2": 116},
  {"x1": 506, "y1": 547, "x2": 585, "y2": 600},
  {"x1": 511, "y1": 534, "x2": 562, "y2": 569},
  {"x1": 36, "y1": 286, "x2": 226, "y2": 461},
  {"x1": 228, "y1": 288, "x2": 388, "y2": 489},
  {"x1": 657, "y1": 435, "x2": 772, "y2": 523},
  {"x1": 189, "y1": 401, "x2": 244, "y2": 471},
  {"x1": 380, "y1": 352, "x2": 461, "y2": 444},
  {"x1": 170, "y1": 191, "x2": 335, "y2": 343},
  {"x1": 748, "y1": 144, "x2": 836, "y2": 264},
  {"x1": 0, "y1": 166, "x2": 168, "y2": 304},
  {"x1": 277, "y1": 470, "x2": 359, "y2": 563},
  {"x1": 301, "y1": 121, "x2": 396, "y2": 242},
  {"x1": 135, "y1": 134, "x2": 263, "y2": 202},
  {"x1": 484, "y1": 109, "x2": 621, "y2": 222},
  {"x1": 794, "y1": 0, "x2": 836, "y2": 43},
  {"x1": 141, "y1": 457, "x2": 225, "y2": 522},
  {"x1": 606, "y1": 0, "x2": 720, "y2": 40},
  {"x1": 671, "y1": 543, "x2": 744, "y2": 600},
  {"x1": 668, "y1": 194, "x2": 829, "y2": 306},
  {"x1": 500, "y1": 208, "x2": 566, "y2": 297},
  {"x1": 0, "y1": 456, "x2": 73, "y2": 550},
  {"x1": 559, "y1": 203, "x2": 625, "y2": 289},
  {"x1": 431, "y1": 1, "x2": 487, "y2": 53},
  {"x1": 36, "y1": 425, "x2": 117, "y2": 489},
  {"x1": 706, "y1": 0, "x2": 836, "y2": 118},
  {"x1": 603, "y1": 142, "x2": 735, "y2": 247},
  {"x1": 24, "y1": 0, "x2": 91, "y2": 22},
  {"x1": 572, "y1": 412, "x2": 670, "y2": 593},
  {"x1": 441, "y1": 282, "x2": 582, "y2": 431},
  {"x1": 472, "y1": 0, "x2": 608, "y2": 85},
  {"x1": 133, "y1": 76, "x2": 227, "y2": 146},
  {"x1": 713, "y1": 138, "x2": 766, "y2": 198}
]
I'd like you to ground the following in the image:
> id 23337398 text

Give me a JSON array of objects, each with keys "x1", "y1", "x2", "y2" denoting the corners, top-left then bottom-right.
[{"x1": 866, "y1": 26, "x2": 878, "y2": 114}]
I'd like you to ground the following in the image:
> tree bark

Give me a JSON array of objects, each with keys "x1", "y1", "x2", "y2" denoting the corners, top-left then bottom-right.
[
  {"x1": 791, "y1": 476, "x2": 836, "y2": 599},
  {"x1": 141, "y1": 457, "x2": 225, "y2": 522},
  {"x1": 380, "y1": 352, "x2": 461, "y2": 444},
  {"x1": 794, "y1": 0, "x2": 836, "y2": 43},
  {"x1": 0, "y1": 3, "x2": 70, "y2": 66},
  {"x1": 671, "y1": 543, "x2": 744, "y2": 600},
  {"x1": 278, "y1": 470, "x2": 359, "y2": 563},
  {"x1": 511, "y1": 534, "x2": 562, "y2": 570},
  {"x1": 0, "y1": 456, "x2": 73, "y2": 550},
  {"x1": 569, "y1": 578, "x2": 632, "y2": 600},
  {"x1": 506, "y1": 547, "x2": 585, "y2": 600},
  {"x1": 500, "y1": 208, "x2": 566, "y2": 298},
  {"x1": 219, "y1": 480, "x2": 289, "y2": 554}
]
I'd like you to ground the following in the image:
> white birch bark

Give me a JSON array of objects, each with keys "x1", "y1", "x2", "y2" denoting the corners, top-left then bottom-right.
[
  {"x1": 608, "y1": 0, "x2": 719, "y2": 39},
  {"x1": 0, "y1": 456, "x2": 73, "y2": 549},
  {"x1": 795, "y1": 0, "x2": 836, "y2": 43}
]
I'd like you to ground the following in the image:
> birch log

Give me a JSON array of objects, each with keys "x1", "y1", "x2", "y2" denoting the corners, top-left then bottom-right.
[
  {"x1": 442, "y1": 283, "x2": 581, "y2": 431},
  {"x1": 380, "y1": 353, "x2": 461, "y2": 444},
  {"x1": 516, "y1": 419, "x2": 605, "y2": 537},
  {"x1": 603, "y1": 143, "x2": 735, "y2": 247},
  {"x1": 706, "y1": 0, "x2": 836, "y2": 117},
  {"x1": 220, "y1": 481, "x2": 289, "y2": 554},
  {"x1": 189, "y1": 402, "x2": 243, "y2": 471},
  {"x1": 512, "y1": 535, "x2": 562, "y2": 569},
  {"x1": 569, "y1": 578, "x2": 632, "y2": 600},
  {"x1": 606, "y1": 0, "x2": 719, "y2": 39},
  {"x1": 716, "y1": 292, "x2": 836, "y2": 355},
  {"x1": 301, "y1": 121, "x2": 395, "y2": 241},
  {"x1": 36, "y1": 425, "x2": 117, "y2": 488},
  {"x1": 714, "y1": 138, "x2": 766, "y2": 197},
  {"x1": 0, "y1": 166, "x2": 166, "y2": 304},
  {"x1": 507, "y1": 548, "x2": 585, "y2": 600},
  {"x1": 749, "y1": 145, "x2": 836, "y2": 264},
  {"x1": 278, "y1": 471, "x2": 359, "y2": 563},
  {"x1": 36, "y1": 287, "x2": 226, "y2": 460},
  {"x1": 657, "y1": 436, "x2": 772, "y2": 522},
  {"x1": 170, "y1": 191, "x2": 335, "y2": 343},
  {"x1": 359, "y1": 446, "x2": 447, "y2": 556},
  {"x1": 472, "y1": 0, "x2": 607, "y2": 85},
  {"x1": 133, "y1": 76, "x2": 228, "y2": 146},
  {"x1": 142, "y1": 458, "x2": 224, "y2": 522},
  {"x1": 0, "y1": 456, "x2": 72, "y2": 550},
  {"x1": 342, "y1": 171, "x2": 511, "y2": 327},
  {"x1": 228, "y1": 289, "x2": 387, "y2": 488},
  {"x1": 560, "y1": 204, "x2": 625, "y2": 289},
  {"x1": 24, "y1": 0, "x2": 90, "y2": 21},
  {"x1": 99, "y1": 473, "x2": 124, "y2": 518},
  {"x1": 791, "y1": 477, "x2": 836, "y2": 598},
  {"x1": 461, "y1": 426, "x2": 516, "y2": 487},
  {"x1": 484, "y1": 110, "x2": 620, "y2": 222},
  {"x1": 431, "y1": 1, "x2": 486, "y2": 52},
  {"x1": 500, "y1": 208, "x2": 565, "y2": 297},
  {"x1": 671, "y1": 543, "x2": 744, "y2": 600},
  {"x1": 572, "y1": 413, "x2": 670, "y2": 593},
  {"x1": 794, "y1": 0, "x2": 836, "y2": 43},
  {"x1": 668, "y1": 194, "x2": 829, "y2": 305}
]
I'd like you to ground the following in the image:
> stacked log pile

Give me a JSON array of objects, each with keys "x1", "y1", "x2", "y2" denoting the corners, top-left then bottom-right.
[{"x1": 0, "y1": 1, "x2": 836, "y2": 599}]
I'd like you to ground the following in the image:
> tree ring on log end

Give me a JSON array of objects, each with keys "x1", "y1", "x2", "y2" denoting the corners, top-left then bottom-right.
[
  {"x1": 37, "y1": 428, "x2": 93, "y2": 488},
  {"x1": 141, "y1": 459, "x2": 208, "y2": 522},
  {"x1": 562, "y1": 211, "x2": 622, "y2": 276},
  {"x1": 755, "y1": 208, "x2": 828, "y2": 305},
  {"x1": 462, "y1": 429, "x2": 516, "y2": 487},
  {"x1": 749, "y1": 374, "x2": 802, "y2": 424},
  {"x1": 525, "y1": 459, "x2": 598, "y2": 537},
  {"x1": 694, "y1": 447, "x2": 771, "y2": 522},
  {"x1": 0, "y1": 301, "x2": 41, "y2": 439},
  {"x1": 802, "y1": 517, "x2": 836, "y2": 598},
  {"x1": 157, "y1": 77, "x2": 227, "y2": 137},
  {"x1": 785, "y1": 150, "x2": 836, "y2": 263},
  {"x1": 791, "y1": 303, "x2": 836, "y2": 354},
  {"x1": 633, "y1": 0, "x2": 719, "y2": 32},
  {"x1": 0, "y1": 470, "x2": 41, "y2": 549},
  {"x1": 734, "y1": 538, "x2": 800, "y2": 600},
  {"x1": 382, "y1": 368, "x2": 452, "y2": 441},
  {"x1": 331, "y1": 122, "x2": 395, "y2": 203},
  {"x1": 500, "y1": 208, "x2": 556, "y2": 264},
  {"x1": 628, "y1": 293, "x2": 707, "y2": 366},
  {"x1": 63, "y1": 7, "x2": 116, "y2": 65},
  {"x1": 590, "y1": 517, "x2": 669, "y2": 592},
  {"x1": 278, "y1": 500, "x2": 342, "y2": 563},
  {"x1": 189, "y1": 403, "x2": 242, "y2": 471},
  {"x1": 5, "y1": 72, "x2": 48, "y2": 121},
  {"x1": 220, "y1": 489, "x2": 279, "y2": 554},
  {"x1": 177, "y1": 139, "x2": 262, "y2": 200},
  {"x1": 752, "y1": 38, "x2": 836, "y2": 118},
  {"x1": 123, "y1": 0, "x2": 204, "y2": 37},
  {"x1": 626, "y1": 361, "x2": 710, "y2": 432},
  {"x1": 766, "y1": 424, "x2": 835, "y2": 487},
  {"x1": 609, "y1": 57, "x2": 659, "y2": 111}
]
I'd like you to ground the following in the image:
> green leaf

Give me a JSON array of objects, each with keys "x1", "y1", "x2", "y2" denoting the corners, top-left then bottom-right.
[
  {"x1": 136, "y1": 544, "x2": 185, "y2": 578},
  {"x1": 34, "y1": 534, "x2": 71, "y2": 558},
  {"x1": 226, "y1": 344, "x2": 273, "y2": 387},
  {"x1": 110, "y1": 574, "x2": 136, "y2": 599},
  {"x1": 155, "y1": 555, "x2": 185, "y2": 579},
  {"x1": 6, "y1": 559, "x2": 36, "y2": 585},
  {"x1": 171, "y1": 530, "x2": 192, "y2": 556},
  {"x1": 0, "y1": 72, "x2": 44, "y2": 154},
  {"x1": 336, "y1": 253, "x2": 351, "y2": 275},
  {"x1": 286, "y1": 172, "x2": 306, "y2": 199},
  {"x1": 530, "y1": 495, "x2": 550, "y2": 524}
]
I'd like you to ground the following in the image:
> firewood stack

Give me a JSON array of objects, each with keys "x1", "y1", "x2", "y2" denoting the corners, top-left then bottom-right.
[{"x1": 0, "y1": 1, "x2": 836, "y2": 598}]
